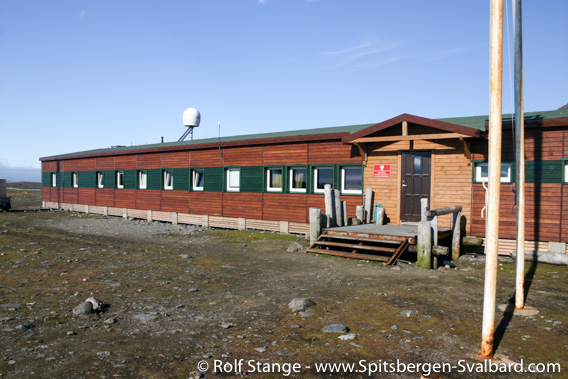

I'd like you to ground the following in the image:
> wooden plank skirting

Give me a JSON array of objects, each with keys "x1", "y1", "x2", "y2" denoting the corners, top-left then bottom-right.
[{"x1": 41, "y1": 201, "x2": 309, "y2": 236}]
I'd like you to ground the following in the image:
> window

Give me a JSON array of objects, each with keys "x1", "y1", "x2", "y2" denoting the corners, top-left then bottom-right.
[
  {"x1": 72, "y1": 172, "x2": 79, "y2": 188},
  {"x1": 138, "y1": 170, "x2": 147, "y2": 190},
  {"x1": 475, "y1": 162, "x2": 512, "y2": 183},
  {"x1": 192, "y1": 169, "x2": 204, "y2": 191},
  {"x1": 97, "y1": 172, "x2": 104, "y2": 189},
  {"x1": 565, "y1": 161, "x2": 568, "y2": 183},
  {"x1": 51, "y1": 173, "x2": 57, "y2": 187},
  {"x1": 341, "y1": 167, "x2": 363, "y2": 194},
  {"x1": 313, "y1": 166, "x2": 333, "y2": 193},
  {"x1": 289, "y1": 167, "x2": 306, "y2": 193},
  {"x1": 163, "y1": 170, "x2": 174, "y2": 190},
  {"x1": 116, "y1": 171, "x2": 125, "y2": 189},
  {"x1": 266, "y1": 168, "x2": 283, "y2": 192},
  {"x1": 226, "y1": 168, "x2": 240, "y2": 192}
]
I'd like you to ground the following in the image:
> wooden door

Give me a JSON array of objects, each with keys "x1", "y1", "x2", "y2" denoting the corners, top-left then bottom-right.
[{"x1": 401, "y1": 151, "x2": 431, "y2": 222}]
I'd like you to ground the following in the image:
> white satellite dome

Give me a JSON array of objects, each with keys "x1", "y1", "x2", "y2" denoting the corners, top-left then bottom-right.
[{"x1": 182, "y1": 107, "x2": 201, "y2": 127}]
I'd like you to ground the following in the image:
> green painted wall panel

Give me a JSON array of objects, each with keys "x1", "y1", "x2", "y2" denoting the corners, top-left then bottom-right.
[
  {"x1": 174, "y1": 168, "x2": 190, "y2": 191},
  {"x1": 79, "y1": 171, "x2": 96, "y2": 188},
  {"x1": 204, "y1": 167, "x2": 223, "y2": 192},
  {"x1": 241, "y1": 166, "x2": 263, "y2": 193},
  {"x1": 42, "y1": 172, "x2": 51, "y2": 187},
  {"x1": 124, "y1": 170, "x2": 137, "y2": 189},
  {"x1": 104, "y1": 170, "x2": 116, "y2": 188},
  {"x1": 525, "y1": 161, "x2": 562, "y2": 183},
  {"x1": 147, "y1": 169, "x2": 161, "y2": 190},
  {"x1": 63, "y1": 172, "x2": 73, "y2": 188}
]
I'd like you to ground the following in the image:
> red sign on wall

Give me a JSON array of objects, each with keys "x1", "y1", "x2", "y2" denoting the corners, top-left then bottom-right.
[{"x1": 373, "y1": 164, "x2": 391, "y2": 178}]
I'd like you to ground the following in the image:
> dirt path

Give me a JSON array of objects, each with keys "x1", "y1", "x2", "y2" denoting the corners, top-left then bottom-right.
[{"x1": 0, "y1": 189, "x2": 567, "y2": 378}]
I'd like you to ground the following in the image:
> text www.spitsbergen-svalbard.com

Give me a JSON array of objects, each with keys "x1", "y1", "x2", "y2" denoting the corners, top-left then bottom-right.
[
  {"x1": 201, "y1": 358, "x2": 561, "y2": 376},
  {"x1": 313, "y1": 359, "x2": 561, "y2": 376}
]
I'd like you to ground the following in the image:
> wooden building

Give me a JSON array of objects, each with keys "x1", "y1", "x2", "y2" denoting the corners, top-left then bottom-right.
[{"x1": 41, "y1": 109, "x2": 568, "y2": 255}]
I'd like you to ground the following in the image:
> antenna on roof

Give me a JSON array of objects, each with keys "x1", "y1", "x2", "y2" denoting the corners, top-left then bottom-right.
[{"x1": 179, "y1": 108, "x2": 201, "y2": 141}]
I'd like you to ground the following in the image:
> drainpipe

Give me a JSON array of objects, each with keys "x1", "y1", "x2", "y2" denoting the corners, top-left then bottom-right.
[{"x1": 481, "y1": 0, "x2": 503, "y2": 359}]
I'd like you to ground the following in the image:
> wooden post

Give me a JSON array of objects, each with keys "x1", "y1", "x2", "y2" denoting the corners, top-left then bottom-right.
[
  {"x1": 420, "y1": 198, "x2": 429, "y2": 222},
  {"x1": 342, "y1": 201, "x2": 348, "y2": 226},
  {"x1": 324, "y1": 184, "x2": 333, "y2": 227},
  {"x1": 375, "y1": 207, "x2": 385, "y2": 226},
  {"x1": 417, "y1": 221, "x2": 432, "y2": 269},
  {"x1": 364, "y1": 187, "x2": 373, "y2": 223},
  {"x1": 451, "y1": 211, "x2": 461, "y2": 261},
  {"x1": 309, "y1": 207, "x2": 321, "y2": 245},
  {"x1": 356, "y1": 205, "x2": 363, "y2": 222},
  {"x1": 334, "y1": 189, "x2": 342, "y2": 227}
]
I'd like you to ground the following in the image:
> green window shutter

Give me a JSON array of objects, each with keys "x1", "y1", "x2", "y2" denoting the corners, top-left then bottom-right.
[
  {"x1": 525, "y1": 160, "x2": 562, "y2": 183},
  {"x1": 241, "y1": 166, "x2": 263, "y2": 193},
  {"x1": 333, "y1": 165, "x2": 340, "y2": 190},
  {"x1": 124, "y1": 170, "x2": 136, "y2": 189},
  {"x1": 104, "y1": 170, "x2": 116, "y2": 188},
  {"x1": 282, "y1": 167, "x2": 289, "y2": 194},
  {"x1": 80, "y1": 171, "x2": 96, "y2": 188},
  {"x1": 306, "y1": 166, "x2": 313, "y2": 194},
  {"x1": 147, "y1": 169, "x2": 161, "y2": 190},
  {"x1": 42, "y1": 172, "x2": 51, "y2": 187},
  {"x1": 204, "y1": 167, "x2": 223, "y2": 192},
  {"x1": 174, "y1": 168, "x2": 190, "y2": 191},
  {"x1": 63, "y1": 172, "x2": 72, "y2": 188},
  {"x1": 57, "y1": 172, "x2": 64, "y2": 187}
]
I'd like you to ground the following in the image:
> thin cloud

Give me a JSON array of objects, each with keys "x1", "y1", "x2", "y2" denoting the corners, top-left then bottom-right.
[
  {"x1": 322, "y1": 39, "x2": 402, "y2": 70},
  {"x1": 80, "y1": 9, "x2": 87, "y2": 18}
]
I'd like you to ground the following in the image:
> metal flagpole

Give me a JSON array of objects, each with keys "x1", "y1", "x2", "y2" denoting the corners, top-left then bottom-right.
[
  {"x1": 481, "y1": 0, "x2": 504, "y2": 359},
  {"x1": 514, "y1": 0, "x2": 526, "y2": 310}
]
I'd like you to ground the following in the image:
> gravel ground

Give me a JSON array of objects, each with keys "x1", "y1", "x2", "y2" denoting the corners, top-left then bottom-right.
[{"x1": 0, "y1": 187, "x2": 567, "y2": 378}]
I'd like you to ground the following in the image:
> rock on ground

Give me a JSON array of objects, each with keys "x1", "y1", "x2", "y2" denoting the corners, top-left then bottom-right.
[
  {"x1": 322, "y1": 324, "x2": 350, "y2": 333},
  {"x1": 72, "y1": 302, "x2": 93, "y2": 316},
  {"x1": 288, "y1": 298, "x2": 315, "y2": 312}
]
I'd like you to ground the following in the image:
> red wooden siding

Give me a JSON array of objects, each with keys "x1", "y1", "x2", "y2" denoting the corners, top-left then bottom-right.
[
  {"x1": 63, "y1": 188, "x2": 78, "y2": 204},
  {"x1": 161, "y1": 191, "x2": 189, "y2": 213},
  {"x1": 135, "y1": 190, "x2": 161, "y2": 211},
  {"x1": 308, "y1": 141, "x2": 361, "y2": 164},
  {"x1": 136, "y1": 153, "x2": 161, "y2": 169},
  {"x1": 263, "y1": 193, "x2": 307, "y2": 222},
  {"x1": 222, "y1": 146, "x2": 263, "y2": 166},
  {"x1": 161, "y1": 152, "x2": 189, "y2": 168},
  {"x1": 115, "y1": 189, "x2": 136, "y2": 209},
  {"x1": 95, "y1": 189, "x2": 114, "y2": 207},
  {"x1": 222, "y1": 193, "x2": 263, "y2": 219},
  {"x1": 471, "y1": 183, "x2": 565, "y2": 242},
  {"x1": 42, "y1": 161, "x2": 57, "y2": 172},
  {"x1": 189, "y1": 192, "x2": 222, "y2": 216},
  {"x1": 62, "y1": 160, "x2": 79, "y2": 171},
  {"x1": 263, "y1": 143, "x2": 308, "y2": 165},
  {"x1": 78, "y1": 188, "x2": 96, "y2": 205},
  {"x1": 189, "y1": 149, "x2": 224, "y2": 167},
  {"x1": 95, "y1": 157, "x2": 115, "y2": 170},
  {"x1": 115, "y1": 155, "x2": 137, "y2": 170},
  {"x1": 78, "y1": 158, "x2": 95, "y2": 171}
]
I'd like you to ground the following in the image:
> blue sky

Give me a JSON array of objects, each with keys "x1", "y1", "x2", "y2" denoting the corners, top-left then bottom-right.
[{"x1": 0, "y1": 0, "x2": 566, "y2": 181}]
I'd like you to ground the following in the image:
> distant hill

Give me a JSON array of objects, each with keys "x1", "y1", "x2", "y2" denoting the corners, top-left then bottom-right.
[{"x1": 559, "y1": 103, "x2": 568, "y2": 110}]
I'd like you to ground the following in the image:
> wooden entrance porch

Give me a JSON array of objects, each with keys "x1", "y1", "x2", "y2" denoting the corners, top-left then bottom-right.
[{"x1": 305, "y1": 224, "x2": 452, "y2": 265}]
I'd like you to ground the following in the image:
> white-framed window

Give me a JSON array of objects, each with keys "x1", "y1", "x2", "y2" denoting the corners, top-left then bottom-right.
[
  {"x1": 266, "y1": 168, "x2": 283, "y2": 192},
  {"x1": 163, "y1": 170, "x2": 174, "y2": 190},
  {"x1": 226, "y1": 168, "x2": 240, "y2": 192},
  {"x1": 116, "y1": 171, "x2": 125, "y2": 189},
  {"x1": 192, "y1": 169, "x2": 204, "y2": 191},
  {"x1": 341, "y1": 166, "x2": 363, "y2": 194},
  {"x1": 313, "y1": 166, "x2": 333, "y2": 193},
  {"x1": 475, "y1": 162, "x2": 512, "y2": 183},
  {"x1": 564, "y1": 161, "x2": 568, "y2": 183},
  {"x1": 72, "y1": 172, "x2": 79, "y2": 188},
  {"x1": 96, "y1": 172, "x2": 104, "y2": 189},
  {"x1": 289, "y1": 167, "x2": 307, "y2": 193},
  {"x1": 138, "y1": 170, "x2": 147, "y2": 190},
  {"x1": 51, "y1": 173, "x2": 57, "y2": 187}
]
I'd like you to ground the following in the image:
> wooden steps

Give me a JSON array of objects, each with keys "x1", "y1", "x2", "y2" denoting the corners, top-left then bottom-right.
[{"x1": 305, "y1": 229, "x2": 411, "y2": 265}]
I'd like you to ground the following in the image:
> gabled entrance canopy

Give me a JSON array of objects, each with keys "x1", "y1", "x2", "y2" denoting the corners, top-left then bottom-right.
[{"x1": 342, "y1": 113, "x2": 483, "y2": 166}]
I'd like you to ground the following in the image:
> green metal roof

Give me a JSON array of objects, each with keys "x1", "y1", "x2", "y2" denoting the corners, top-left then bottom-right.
[
  {"x1": 41, "y1": 109, "x2": 568, "y2": 160},
  {"x1": 437, "y1": 109, "x2": 568, "y2": 130}
]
